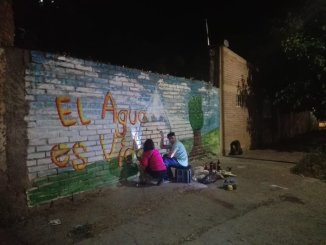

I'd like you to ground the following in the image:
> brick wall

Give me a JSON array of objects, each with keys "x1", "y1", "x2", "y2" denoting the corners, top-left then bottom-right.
[
  {"x1": 219, "y1": 46, "x2": 318, "y2": 151},
  {"x1": 220, "y1": 46, "x2": 251, "y2": 155},
  {"x1": 23, "y1": 51, "x2": 220, "y2": 206}
]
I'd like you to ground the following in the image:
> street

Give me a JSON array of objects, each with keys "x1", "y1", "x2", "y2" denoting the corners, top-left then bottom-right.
[{"x1": 5, "y1": 151, "x2": 326, "y2": 245}]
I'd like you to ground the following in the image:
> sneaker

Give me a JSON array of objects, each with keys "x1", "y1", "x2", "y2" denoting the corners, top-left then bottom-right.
[{"x1": 157, "y1": 178, "x2": 171, "y2": 185}]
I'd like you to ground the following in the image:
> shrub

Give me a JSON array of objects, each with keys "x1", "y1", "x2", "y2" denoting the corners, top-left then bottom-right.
[{"x1": 291, "y1": 144, "x2": 326, "y2": 180}]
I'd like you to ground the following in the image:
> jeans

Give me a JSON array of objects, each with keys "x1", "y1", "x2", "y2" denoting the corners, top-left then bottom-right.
[{"x1": 163, "y1": 154, "x2": 187, "y2": 179}]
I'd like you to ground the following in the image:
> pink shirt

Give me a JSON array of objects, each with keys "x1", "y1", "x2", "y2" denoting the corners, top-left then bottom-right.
[{"x1": 140, "y1": 149, "x2": 166, "y2": 171}]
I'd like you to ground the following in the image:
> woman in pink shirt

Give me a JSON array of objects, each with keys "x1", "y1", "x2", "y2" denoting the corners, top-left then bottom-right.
[{"x1": 138, "y1": 139, "x2": 167, "y2": 185}]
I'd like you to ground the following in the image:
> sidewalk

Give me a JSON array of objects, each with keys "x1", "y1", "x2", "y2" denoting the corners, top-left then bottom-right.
[
  {"x1": 227, "y1": 149, "x2": 306, "y2": 163},
  {"x1": 5, "y1": 150, "x2": 326, "y2": 244}
]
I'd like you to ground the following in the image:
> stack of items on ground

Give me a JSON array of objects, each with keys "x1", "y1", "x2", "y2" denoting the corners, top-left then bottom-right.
[{"x1": 192, "y1": 160, "x2": 237, "y2": 190}]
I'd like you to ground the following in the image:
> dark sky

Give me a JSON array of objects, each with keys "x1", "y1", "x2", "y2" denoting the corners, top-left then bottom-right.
[{"x1": 13, "y1": 0, "x2": 297, "y2": 80}]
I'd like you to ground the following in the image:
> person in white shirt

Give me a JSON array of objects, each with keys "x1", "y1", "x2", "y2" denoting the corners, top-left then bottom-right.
[{"x1": 160, "y1": 131, "x2": 188, "y2": 180}]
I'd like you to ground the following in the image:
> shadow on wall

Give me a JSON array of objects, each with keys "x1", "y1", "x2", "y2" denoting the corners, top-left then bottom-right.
[{"x1": 246, "y1": 65, "x2": 264, "y2": 149}]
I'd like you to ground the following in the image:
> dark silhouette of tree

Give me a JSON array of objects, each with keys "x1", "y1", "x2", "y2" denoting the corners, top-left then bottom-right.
[
  {"x1": 275, "y1": 0, "x2": 326, "y2": 120},
  {"x1": 251, "y1": 0, "x2": 326, "y2": 120}
]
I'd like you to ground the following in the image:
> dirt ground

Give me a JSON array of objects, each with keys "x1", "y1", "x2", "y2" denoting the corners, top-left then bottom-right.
[{"x1": 1, "y1": 149, "x2": 326, "y2": 245}]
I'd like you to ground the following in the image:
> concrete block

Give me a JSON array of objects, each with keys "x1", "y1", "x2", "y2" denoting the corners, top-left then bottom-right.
[
  {"x1": 75, "y1": 64, "x2": 93, "y2": 72},
  {"x1": 76, "y1": 87, "x2": 96, "y2": 93},
  {"x1": 27, "y1": 152, "x2": 46, "y2": 160},
  {"x1": 69, "y1": 136, "x2": 87, "y2": 142},
  {"x1": 37, "y1": 158, "x2": 53, "y2": 165},
  {"x1": 79, "y1": 130, "x2": 96, "y2": 136},
  {"x1": 56, "y1": 61, "x2": 75, "y2": 69},
  {"x1": 65, "y1": 68, "x2": 84, "y2": 75},
  {"x1": 85, "y1": 71, "x2": 98, "y2": 77},
  {"x1": 88, "y1": 155, "x2": 104, "y2": 162},
  {"x1": 36, "y1": 145, "x2": 52, "y2": 152},
  {"x1": 48, "y1": 137, "x2": 69, "y2": 145},
  {"x1": 27, "y1": 160, "x2": 37, "y2": 167},
  {"x1": 28, "y1": 164, "x2": 49, "y2": 173}
]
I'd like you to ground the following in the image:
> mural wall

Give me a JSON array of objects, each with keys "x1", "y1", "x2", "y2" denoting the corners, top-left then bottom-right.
[{"x1": 25, "y1": 51, "x2": 220, "y2": 206}]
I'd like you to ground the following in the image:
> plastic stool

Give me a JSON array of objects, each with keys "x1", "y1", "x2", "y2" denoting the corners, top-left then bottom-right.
[{"x1": 175, "y1": 165, "x2": 192, "y2": 183}]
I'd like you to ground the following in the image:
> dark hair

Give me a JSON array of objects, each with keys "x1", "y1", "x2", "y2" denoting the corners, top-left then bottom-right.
[
  {"x1": 143, "y1": 139, "x2": 155, "y2": 152},
  {"x1": 167, "y1": 132, "x2": 175, "y2": 138}
]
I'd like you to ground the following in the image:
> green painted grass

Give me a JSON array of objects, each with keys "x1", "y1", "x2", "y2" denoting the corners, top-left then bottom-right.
[
  {"x1": 27, "y1": 158, "x2": 138, "y2": 206},
  {"x1": 180, "y1": 128, "x2": 220, "y2": 156},
  {"x1": 27, "y1": 129, "x2": 220, "y2": 206},
  {"x1": 202, "y1": 128, "x2": 220, "y2": 155}
]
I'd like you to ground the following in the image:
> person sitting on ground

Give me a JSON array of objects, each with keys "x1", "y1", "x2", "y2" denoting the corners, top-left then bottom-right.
[
  {"x1": 137, "y1": 139, "x2": 167, "y2": 186},
  {"x1": 160, "y1": 131, "x2": 188, "y2": 180},
  {"x1": 229, "y1": 140, "x2": 243, "y2": 155}
]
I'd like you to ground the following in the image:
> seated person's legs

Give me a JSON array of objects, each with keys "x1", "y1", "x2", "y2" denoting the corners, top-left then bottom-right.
[
  {"x1": 163, "y1": 156, "x2": 186, "y2": 179},
  {"x1": 147, "y1": 168, "x2": 167, "y2": 185},
  {"x1": 142, "y1": 167, "x2": 167, "y2": 184}
]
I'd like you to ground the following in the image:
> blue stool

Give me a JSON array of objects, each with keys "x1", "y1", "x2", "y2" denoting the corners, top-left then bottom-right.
[{"x1": 175, "y1": 165, "x2": 192, "y2": 183}]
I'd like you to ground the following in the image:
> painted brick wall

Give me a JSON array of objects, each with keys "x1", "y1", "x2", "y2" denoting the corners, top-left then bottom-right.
[
  {"x1": 220, "y1": 46, "x2": 251, "y2": 154},
  {"x1": 25, "y1": 51, "x2": 220, "y2": 206}
]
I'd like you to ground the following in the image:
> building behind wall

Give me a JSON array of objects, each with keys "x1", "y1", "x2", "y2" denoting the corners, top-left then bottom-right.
[
  {"x1": 216, "y1": 45, "x2": 318, "y2": 155},
  {"x1": 218, "y1": 46, "x2": 251, "y2": 155}
]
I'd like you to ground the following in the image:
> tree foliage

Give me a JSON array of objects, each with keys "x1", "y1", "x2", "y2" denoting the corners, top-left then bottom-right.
[
  {"x1": 271, "y1": 0, "x2": 326, "y2": 119},
  {"x1": 188, "y1": 96, "x2": 204, "y2": 130}
]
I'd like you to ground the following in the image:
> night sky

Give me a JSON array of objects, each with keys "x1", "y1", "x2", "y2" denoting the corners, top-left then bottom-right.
[{"x1": 13, "y1": 0, "x2": 298, "y2": 80}]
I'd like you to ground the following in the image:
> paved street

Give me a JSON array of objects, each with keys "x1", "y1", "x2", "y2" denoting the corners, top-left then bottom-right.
[{"x1": 4, "y1": 151, "x2": 326, "y2": 245}]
